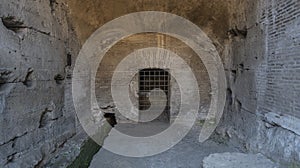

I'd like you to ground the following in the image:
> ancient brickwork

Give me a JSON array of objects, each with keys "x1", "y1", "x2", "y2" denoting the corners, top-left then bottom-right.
[
  {"x1": 220, "y1": 0, "x2": 300, "y2": 165},
  {"x1": 258, "y1": 0, "x2": 300, "y2": 118},
  {"x1": 255, "y1": 0, "x2": 300, "y2": 163}
]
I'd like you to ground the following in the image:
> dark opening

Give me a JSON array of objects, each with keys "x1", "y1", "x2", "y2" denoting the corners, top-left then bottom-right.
[
  {"x1": 1, "y1": 16, "x2": 25, "y2": 33},
  {"x1": 67, "y1": 53, "x2": 72, "y2": 66},
  {"x1": 138, "y1": 68, "x2": 170, "y2": 122}
]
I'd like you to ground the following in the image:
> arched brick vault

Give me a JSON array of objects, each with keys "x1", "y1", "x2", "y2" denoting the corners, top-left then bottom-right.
[
  {"x1": 66, "y1": 0, "x2": 232, "y2": 54},
  {"x1": 67, "y1": 0, "x2": 238, "y2": 135},
  {"x1": 95, "y1": 33, "x2": 211, "y2": 122}
]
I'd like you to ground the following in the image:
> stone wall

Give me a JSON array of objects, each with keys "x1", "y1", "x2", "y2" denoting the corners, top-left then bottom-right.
[
  {"x1": 258, "y1": 0, "x2": 300, "y2": 120},
  {"x1": 95, "y1": 33, "x2": 211, "y2": 123},
  {"x1": 219, "y1": 0, "x2": 300, "y2": 165},
  {"x1": 1, "y1": 0, "x2": 299, "y2": 166},
  {"x1": 255, "y1": 0, "x2": 300, "y2": 164},
  {"x1": 67, "y1": 0, "x2": 235, "y2": 125},
  {"x1": 0, "y1": 0, "x2": 84, "y2": 167}
]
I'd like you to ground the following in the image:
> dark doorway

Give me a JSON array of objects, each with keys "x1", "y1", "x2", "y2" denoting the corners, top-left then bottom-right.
[{"x1": 138, "y1": 68, "x2": 170, "y2": 122}]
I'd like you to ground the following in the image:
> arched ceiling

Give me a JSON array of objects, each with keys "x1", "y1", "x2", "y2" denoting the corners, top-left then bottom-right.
[{"x1": 66, "y1": 0, "x2": 233, "y2": 45}]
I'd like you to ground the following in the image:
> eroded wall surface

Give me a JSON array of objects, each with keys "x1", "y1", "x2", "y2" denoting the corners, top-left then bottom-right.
[{"x1": 0, "y1": 0, "x2": 83, "y2": 167}]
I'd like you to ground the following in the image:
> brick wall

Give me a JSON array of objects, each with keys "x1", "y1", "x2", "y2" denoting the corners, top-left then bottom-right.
[
  {"x1": 220, "y1": 0, "x2": 300, "y2": 164},
  {"x1": 258, "y1": 0, "x2": 300, "y2": 118}
]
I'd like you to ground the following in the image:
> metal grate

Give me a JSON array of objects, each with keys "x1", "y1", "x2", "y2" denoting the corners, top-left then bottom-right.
[{"x1": 138, "y1": 68, "x2": 170, "y2": 121}]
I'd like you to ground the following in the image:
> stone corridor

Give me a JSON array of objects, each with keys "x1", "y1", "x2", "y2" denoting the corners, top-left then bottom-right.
[{"x1": 0, "y1": 0, "x2": 300, "y2": 167}]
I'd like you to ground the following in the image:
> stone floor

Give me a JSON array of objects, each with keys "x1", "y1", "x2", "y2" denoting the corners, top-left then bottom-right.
[
  {"x1": 89, "y1": 121, "x2": 241, "y2": 168},
  {"x1": 203, "y1": 152, "x2": 279, "y2": 168},
  {"x1": 89, "y1": 121, "x2": 280, "y2": 168}
]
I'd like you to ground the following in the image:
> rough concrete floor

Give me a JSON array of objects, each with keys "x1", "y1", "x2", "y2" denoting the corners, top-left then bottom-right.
[{"x1": 89, "y1": 121, "x2": 240, "y2": 168}]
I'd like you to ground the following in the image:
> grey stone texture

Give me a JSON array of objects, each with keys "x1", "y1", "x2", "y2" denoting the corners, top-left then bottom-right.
[
  {"x1": 90, "y1": 124, "x2": 240, "y2": 168},
  {"x1": 0, "y1": 0, "x2": 85, "y2": 167},
  {"x1": 203, "y1": 152, "x2": 278, "y2": 168}
]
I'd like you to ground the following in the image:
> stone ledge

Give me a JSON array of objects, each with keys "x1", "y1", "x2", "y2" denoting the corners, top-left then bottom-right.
[{"x1": 264, "y1": 112, "x2": 300, "y2": 136}]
